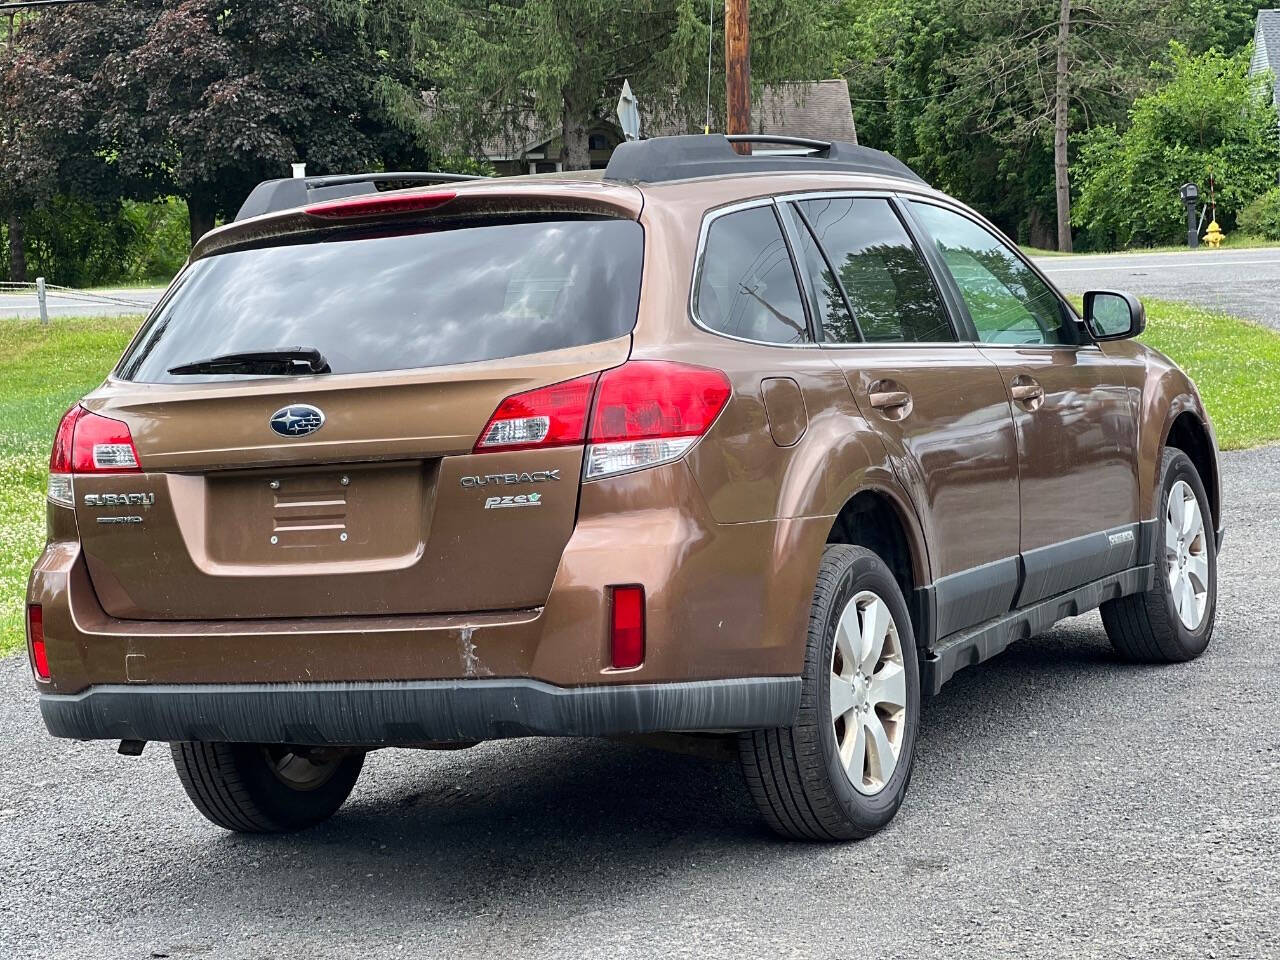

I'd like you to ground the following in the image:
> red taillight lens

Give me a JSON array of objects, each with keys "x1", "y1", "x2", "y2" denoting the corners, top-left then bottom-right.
[
  {"x1": 50, "y1": 405, "x2": 140, "y2": 474},
  {"x1": 50, "y1": 404, "x2": 84, "y2": 473},
  {"x1": 609, "y1": 585, "x2": 645, "y2": 670},
  {"x1": 473, "y1": 373, "x2": 599, "y2": 453},
  {"x1": 589, "y1": 361, "x2": 731, "y2": 443},
  {"x1": 305, "y1": 190, "x2": 456, "y2": 219},
  {"x1": 27, "y1": 604, "x2": 49, "y2": 682}
]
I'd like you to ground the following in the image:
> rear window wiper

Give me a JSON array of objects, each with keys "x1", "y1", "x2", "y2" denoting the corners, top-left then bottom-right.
[{"x1": 167, "y1": 347, "x2": 331, "y2": 376}]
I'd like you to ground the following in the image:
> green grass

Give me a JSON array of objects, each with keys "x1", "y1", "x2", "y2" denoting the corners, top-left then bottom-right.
[
  {"x1": 0, "y1": 316, "x2": 143, "y2": 657},
  {"x1": 1, "y1": 303, "x2": 1278, "y2": 658},
  {"x1": 1023, "y1": 234, "x2": 1280, "y2": 257}
]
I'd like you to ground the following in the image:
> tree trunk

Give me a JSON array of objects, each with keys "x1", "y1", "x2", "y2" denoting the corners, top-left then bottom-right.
[
  {"x1": 7, "y1": 211, "x2": 26, "y2": 283},
  {"x1": 1052, "y1": 0, "x2": 1073, "y2": 253},
  {"x1": 559, "y1": 93, "x2": 591, "y2": 171},
  {"x1": 187, "y1": 196, "x2": 215, "y2": 247}
]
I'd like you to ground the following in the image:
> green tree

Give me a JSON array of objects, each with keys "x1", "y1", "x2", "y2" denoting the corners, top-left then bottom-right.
[
  {"x1": 421, "y1": 0, "x2": 831, "y2": 170},
  {"x1": 1072, "y1": 43, "x2": 1280, "y2": 249}
]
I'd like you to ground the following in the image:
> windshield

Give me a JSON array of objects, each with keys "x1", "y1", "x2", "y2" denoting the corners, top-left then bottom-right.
[{"x1": 116, "y1": 217, "x2": 644, "y2": 383}]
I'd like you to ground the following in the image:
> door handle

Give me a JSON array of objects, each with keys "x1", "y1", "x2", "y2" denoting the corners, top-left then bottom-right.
[
  {"x1": 869, "y1": 389, "x2": 911, "y2": 410},
  {"x1": 1009, "y1": 376, "x2": 1044, "y2": 407}
]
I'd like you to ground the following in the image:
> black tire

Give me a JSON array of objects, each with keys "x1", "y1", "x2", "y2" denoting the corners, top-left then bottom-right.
[
  {"x1": 170, "y1": 742, "x2": 364, "y2": 833},
  {"x1": 1101, "y1": 448, "x2": 1217, "y2": 663},
  {"x1": 738, "y1": 544, "x2": 921, "y2": 841}
]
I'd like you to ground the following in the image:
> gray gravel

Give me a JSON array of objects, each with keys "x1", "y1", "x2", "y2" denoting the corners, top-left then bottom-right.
[
  {"x1": 3, "y1": 445, "x2": 1279, "y2": 959},
  {"x1": 1035, "y1": 247, "x2": 1280, "y2": 331}
]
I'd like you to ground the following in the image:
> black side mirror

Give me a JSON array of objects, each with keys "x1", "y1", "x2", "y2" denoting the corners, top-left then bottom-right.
[{"x1": 1083, "y1": 290, "x2": 1146, "y2": 341}]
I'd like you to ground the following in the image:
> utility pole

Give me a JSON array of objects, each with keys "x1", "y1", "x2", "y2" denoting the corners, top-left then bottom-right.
[{"x1": 725, "y1": 0, "x2": 750, "y2": 154}]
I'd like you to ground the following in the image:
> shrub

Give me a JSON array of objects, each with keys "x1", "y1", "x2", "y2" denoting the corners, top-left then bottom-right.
[{"x1": 1239, "y1": 187, "x2": 1280, "y2": 240}]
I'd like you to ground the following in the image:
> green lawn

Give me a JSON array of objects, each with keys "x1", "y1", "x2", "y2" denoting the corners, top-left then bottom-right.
[
  {"x1": 1023, "y1": 234, "x2": 1279, "y2": 258},
  {"x1": 1, "y1": 303, "x2": 1279, "y2": 658}
]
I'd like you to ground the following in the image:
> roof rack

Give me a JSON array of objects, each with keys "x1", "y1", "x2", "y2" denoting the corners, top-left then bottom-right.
[
  {"x1": 602, "y1": 134, "x2": 925, "y2": 186},
  {"x1": 234, "y1": 171, "x2": 485, "y2": 222}
]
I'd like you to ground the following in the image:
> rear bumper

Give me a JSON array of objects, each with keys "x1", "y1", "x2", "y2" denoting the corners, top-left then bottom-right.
[{"x1": 39, "y1": 676, "x2": 801, "y2": 745}]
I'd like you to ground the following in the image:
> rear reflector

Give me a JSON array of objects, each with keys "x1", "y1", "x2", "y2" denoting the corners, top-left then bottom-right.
[
  {"x1": 305, "y1": 190, "x2": 456, "y2": 219},
  {"x1": 473, "y1": 361, "x2": 731, "y2": 480},
  {"x1": 609, "y1": 585, "x2": 645, "y2": 670},
  {"x1": 27, "y1": 604, "x2": 49, "y2": 682}
]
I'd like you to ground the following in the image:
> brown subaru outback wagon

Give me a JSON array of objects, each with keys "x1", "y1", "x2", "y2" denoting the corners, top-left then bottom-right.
[{"x1": 27, "y1": 135, "x2": 1221, "y2": 840}]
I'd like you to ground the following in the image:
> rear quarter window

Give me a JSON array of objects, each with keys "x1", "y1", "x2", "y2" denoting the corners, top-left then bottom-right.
[{"x1": 117, "y1": 217, "x2": 643, "y2": 382}]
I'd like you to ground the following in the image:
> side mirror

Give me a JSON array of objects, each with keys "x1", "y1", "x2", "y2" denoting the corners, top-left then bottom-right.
[{"x1": 1083, "y1": 290, "x2": 1145, "y2": 341}]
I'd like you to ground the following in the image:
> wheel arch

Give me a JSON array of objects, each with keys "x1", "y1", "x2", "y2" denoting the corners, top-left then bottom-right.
[
  {"x1": 824, "y1": 487, "x2": 932, "y2": 649},
  {"x1": 1162, "y1": 408, "x2": 1220, "y2": 532}
]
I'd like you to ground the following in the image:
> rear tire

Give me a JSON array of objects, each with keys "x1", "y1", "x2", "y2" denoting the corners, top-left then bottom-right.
[
  {"x1": 738, "y1": 544, "x2": 921, "y2": 841},
  {"x1": 171, "y1": 742, "x2": 364, "y2": 833},
  {"x1": 1101, "y1": 448, "x2": 1216, "y2": 663}
]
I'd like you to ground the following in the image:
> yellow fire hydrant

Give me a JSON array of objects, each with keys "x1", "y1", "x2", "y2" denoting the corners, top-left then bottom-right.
[{"x1": 1204, "y1": 220, "x2": 1224, "y2": 248}]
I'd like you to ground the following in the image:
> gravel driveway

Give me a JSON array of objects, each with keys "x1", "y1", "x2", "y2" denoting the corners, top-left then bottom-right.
[
  {"x1": 1035, "y1": 247, "x2": 1280, "y2": 332},
  {"x1": 2, "y1": 445, "x2": 1278, "y2": 960}
]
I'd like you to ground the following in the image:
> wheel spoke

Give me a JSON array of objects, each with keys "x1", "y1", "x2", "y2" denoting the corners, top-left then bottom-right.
[
  {"x1": 868, "y1": 661, "x2": 906, "y2": 710},
  {"x1": 1168, "y1": 487, "x2": 1186, "y2": 535},
  {"x1": 834, "y1": 609, "x2": 859, "y2": 678},
  {"x1": 859, "y1": 597, "x2": 890, "y2": 674},
  {"x1": 830, "y1": 673, "x2": 856, "y2": 721},
  {"x1": 863, "y1": 712, "x2": 896, "y2": 785},
  {"x1": 1181, "y1": 493, "x2": 1201, "y2": 537},
  {"x1": 1164, "y1": 516, "x2": 1180, "y2": 558},
  {"x1": 839, "y1": 714, "x2": 866, "y2": 775},
  {"x1": 1180, "y1": 576, "x2": 1198, "y2": 622},
  {"x1": 1185, "y1": 553, "x2": 1209, "y2": 593}
]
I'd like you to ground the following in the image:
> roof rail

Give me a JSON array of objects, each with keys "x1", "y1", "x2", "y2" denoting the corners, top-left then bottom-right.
[
  {"x1": 602, "y1": 134, "x2": 925, "y2": 186},
  {"x1": 234, "y1": 171, "x2": 485, "y2": 222}
]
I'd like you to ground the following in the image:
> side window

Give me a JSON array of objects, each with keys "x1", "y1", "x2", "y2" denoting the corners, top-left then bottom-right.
[
  {"x1": 792, "y1": 197, "x2": 954, "y2": 343},
  {"x1": 909, "y1": 202, "x2": 1070, "y2": 345},
  {"x1": 695, "y1": 205, "x2": 810, "y2": 344}
]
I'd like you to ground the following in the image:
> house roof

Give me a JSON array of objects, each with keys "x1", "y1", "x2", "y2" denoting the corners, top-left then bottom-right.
[
  {"x1": 1252, "y1": 10, "x2": 1280, "y2": 116},
  {"x1": 452, "y1": 80, "x2": 858, "y2": 161}
]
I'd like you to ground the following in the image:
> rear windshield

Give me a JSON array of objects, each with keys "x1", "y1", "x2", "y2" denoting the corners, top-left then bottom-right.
[{"x1": 116, "y1": 217, "x2": 643, "y2": 382}]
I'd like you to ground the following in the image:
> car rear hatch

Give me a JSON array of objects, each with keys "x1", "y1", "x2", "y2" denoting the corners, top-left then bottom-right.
[{"x1": 69, "y1": 185, "x2": 644, "y2": 620}]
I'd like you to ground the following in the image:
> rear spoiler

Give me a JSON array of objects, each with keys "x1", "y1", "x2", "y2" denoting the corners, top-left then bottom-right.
[{"x1": 234, "y1": 172, "x2": 485, "y2": 222}]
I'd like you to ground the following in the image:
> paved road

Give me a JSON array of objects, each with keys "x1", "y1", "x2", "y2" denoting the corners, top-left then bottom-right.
[
  {"x1": 0, "y1": 286, "x2": 162, "y2": 321},
  {"x1": 1035, "y1": 246, "x2": 1280, "y2": 331},
  {"x1": 2, "y1": 445, "x2": 1279, "y2": 960}
]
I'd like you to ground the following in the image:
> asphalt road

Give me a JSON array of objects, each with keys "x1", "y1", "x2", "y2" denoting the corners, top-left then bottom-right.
[
  {"x1": 1035, "y1": 246, "x2": 1280, "y2": 331},
  {"x1": 0, "y1": 287, "x2": 162, "y2": 321},
  {"x1": 2, "y1": 444, "x2": 1279, "y2": 960}
]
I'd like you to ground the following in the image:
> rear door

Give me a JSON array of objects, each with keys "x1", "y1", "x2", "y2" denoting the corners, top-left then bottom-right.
[
  {"x1": 905, "y1": 200, "x2": 1142, "y2": 606},
  {"x1": 784, "y1": 195, "x2": 1022, "y2": 639},
  {"x1": 75, "y1": 210, "x2": 643, "y2": 620}
]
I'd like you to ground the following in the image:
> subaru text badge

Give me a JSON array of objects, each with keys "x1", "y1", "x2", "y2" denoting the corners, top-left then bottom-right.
[{"x1": 269, "y1": 404, "x2": 325, "y2": 438}]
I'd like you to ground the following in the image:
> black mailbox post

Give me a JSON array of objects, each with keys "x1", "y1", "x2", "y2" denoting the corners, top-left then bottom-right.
[{"x1": 1179, "y1": 182, "x2": 1200, "y2": 249}]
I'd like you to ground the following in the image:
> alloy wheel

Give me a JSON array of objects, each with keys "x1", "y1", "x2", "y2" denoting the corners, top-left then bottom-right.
[
  {"x1": 1165, "y1": 479, "x2": 1209, "y2": 630},
  {"x1": 829, "y1": 590, "x2": 908, "y2": 796}
]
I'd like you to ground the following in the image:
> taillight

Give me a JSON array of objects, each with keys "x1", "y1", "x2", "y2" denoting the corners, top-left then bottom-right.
[
  {"x1": 472, "y1": 362, "x2": 731, "y2": 479},
  {"x1": 47, "y1": 404, "x2": 141, "y2": 506},
  {"x1": 473, "y1": 374, "x2": 598, "y2": 453},
  {"x1": 305, "y1": 190, "x2": 456, "y2": 219},
  {"x1": 585, "y1": 361, "x2": 730, "y2": 479},
  {"x1": 609, "y1": 585, "x2": 645, "y2": 669},
  {"x1": 27, "y1": 604, "x2": 49, "y2": 682}
]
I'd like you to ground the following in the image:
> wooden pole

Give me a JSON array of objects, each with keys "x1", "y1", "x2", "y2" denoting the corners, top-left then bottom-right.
[{"x1": 725, "y1": 0, "x2": 750, "y2": 154}]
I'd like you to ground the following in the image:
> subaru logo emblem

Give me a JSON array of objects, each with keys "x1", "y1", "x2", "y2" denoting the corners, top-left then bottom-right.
[{"x1": 269, "y1": 404, "x2": 325, "y2": 438}]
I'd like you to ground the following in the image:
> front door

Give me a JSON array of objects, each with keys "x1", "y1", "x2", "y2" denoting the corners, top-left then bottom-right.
[
  {"x1": 906, "y1": 200, "x2": 1142, "y2": 606},
  {"x1": 782, "y1": 196, "x2": 1022, "y2": 639}
]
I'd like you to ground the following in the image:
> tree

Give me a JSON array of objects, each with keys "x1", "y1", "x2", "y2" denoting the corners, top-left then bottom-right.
[
  {"x1": 420, "y1": 0, "x2": 831, "y2": 170},
  {"x1": 4, "y1": 0, "x2": 437, "y2": 247},
  {"x1": 1072, "y1": 43, "x2": 1280, "y2": 249}
]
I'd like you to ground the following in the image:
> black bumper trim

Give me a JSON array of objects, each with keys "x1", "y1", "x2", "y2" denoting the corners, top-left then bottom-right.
[{"x1": 39, "y1": 676, "x2": 802, "y2": 745}]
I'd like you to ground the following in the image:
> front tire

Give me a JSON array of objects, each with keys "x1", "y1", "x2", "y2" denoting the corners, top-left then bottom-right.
[
  {"x1": 1101, "y1": 448, "x2": 1217, "y2": 663},
  {"x1": 739, "y1": 544, "x2": 921, "y2": 841},
  {"x1": 171, "y1": 742, "x2": 364, "y2": 833}
]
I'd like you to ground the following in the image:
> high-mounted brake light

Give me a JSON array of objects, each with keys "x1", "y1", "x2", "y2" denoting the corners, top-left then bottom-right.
[
  {"x1": 27, "y1": 604, "x2": 49, "y2": 682},
  {"x1": 304, "y1": 190, "x2": 456, "y2": 219},
  {"x1": 47, "y1": 404, "x2": 141, "y2": 506},
  {"x1": 472, "y1": 362, "x2": 731, "y2": 479}
]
